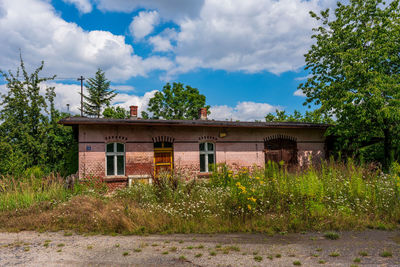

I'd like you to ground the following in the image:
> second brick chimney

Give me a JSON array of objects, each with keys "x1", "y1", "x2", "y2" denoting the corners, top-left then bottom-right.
[
  {"x1": 198, "y1": 107, "x2": 207, "y2": 120},
  {"x1": 130, "y1": 105, "x2": 138, "y2": 119}
]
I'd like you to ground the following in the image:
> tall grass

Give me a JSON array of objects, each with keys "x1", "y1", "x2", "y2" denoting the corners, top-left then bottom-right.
[
  {"x1": 0, "y1": 173, "x2": 86, "y2": 211},
  {"x1": 0, "y1": 161, "x2": 399, "y2": 233}
]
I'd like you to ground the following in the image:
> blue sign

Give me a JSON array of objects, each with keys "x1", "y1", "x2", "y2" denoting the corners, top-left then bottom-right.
[{"x1": 86, "y1": 145, "x2": 91, "y2": 151}]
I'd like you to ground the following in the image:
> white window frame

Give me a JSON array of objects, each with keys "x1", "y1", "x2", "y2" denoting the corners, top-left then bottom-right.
[
  {"x1": 199, "y1": 142, "x2": 215, "y2": 173},
  {"x1": 105, "y1": 142, "x2": 125, "y2": 176}
]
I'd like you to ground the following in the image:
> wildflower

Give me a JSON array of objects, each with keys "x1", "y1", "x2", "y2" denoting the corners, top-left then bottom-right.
[
  {"x1": 255, "y1": 177, "x2": 260, "y2": 180},
  {"x1": 248, "y1": 197, "x2": 256, "y2": 203},
  {"x1": 247, "y1": 205, "x2": 252, "y2": 210},
  {"x1": 260, "y1": 181, "x2": 265, "y2": 185}
]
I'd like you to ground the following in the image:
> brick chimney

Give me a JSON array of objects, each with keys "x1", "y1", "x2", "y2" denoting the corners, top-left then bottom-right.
[
  {"x1": 130, "y1": 105, "x2": 138, "y2": 119},
  {"x1": 198, "y1": 107, "x2": 207, "y2": 120}
]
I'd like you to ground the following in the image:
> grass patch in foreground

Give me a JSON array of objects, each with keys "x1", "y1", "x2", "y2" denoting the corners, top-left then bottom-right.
[{"x1": 1, "y1": 162, "x2": 400, "y2": 234}]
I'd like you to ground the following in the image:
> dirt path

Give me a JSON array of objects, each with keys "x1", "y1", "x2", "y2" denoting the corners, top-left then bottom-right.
[{"x1": 0, "y1": 230, "x2": 399, "y2": 266}]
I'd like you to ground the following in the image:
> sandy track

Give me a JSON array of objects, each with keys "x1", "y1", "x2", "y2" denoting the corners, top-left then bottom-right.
[{"x1": 0, "y1": 230, "x2": 399, "y2": 266}]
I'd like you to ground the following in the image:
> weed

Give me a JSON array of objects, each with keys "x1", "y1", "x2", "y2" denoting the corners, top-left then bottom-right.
[
  {"x1": 359, "y1": 251, "x2": 368, "y2": 256},
  {"x1": 151, "y1": 243, "x2": 158, "y2": 247},
  {"x1": 170, "y1": 247, "x2": 177, "y2": 252},
  {"x1": 164, "y1": 241, "x2": 170, "y2": 244},
  {"x1": 329, "y1": 252, "x2": 340, "y2": 257},
  {"x1": 353, "y1": 258, "x2": 361, "y2": 263},
  {"x1": 380, "y1": 251, "x2": 392, "y2": 257},
  {"x1": 87, "y1": 245, "x2": 93, "y2": 250},
  {"x1": 57, "y1": 243, "x2": 65, "y2": 247},
  {"x1": 312, "y1": 254, "x2": 319, "y2": 257},
  {"x1": 293, "y1": 260, "x2": 301, "y2": 265},
  {"x1": 324, "y1": 232, "x2": 339, "y2": 240},
  {"x1": 23, "y1": 247, "x2": 30, "y2": 252},
  {"x1": 215, "y1": 244, "x2": 221, "y2": 248},
  {"x1": 115, "y1": 244, "x2": 120, "y2": 248},
  {"x1": 253, "y1": 251, "x2": 258, "y2": 255},
  {"x1": 179, "y1": 255, "x2": 186, "y2": 260},
  {"x1": 178, "y1": 240, "x2": 184, "y2": 244},
  {"x1": 210, "y1": 251, "x2": 217, "y2": 256},
  {"x1": 275, "y1": 254, "x2": 281, "y2": 258},
  {"x1": 134, "y1": 248, "x2": 142, "y2": 253},
  {"x1": 318, "y1": 260, "x2": 326, "y2": 264},
  {"x1": 254, "y1": 256, "x2": 263, "y2": 262},
  {"x1": 186, "y1": 246, "x2": 193, "y2": 249},
  {"x1": 123, "y1": 252, "x2": 129, "y2": 256},
  {"x1": 267, "y1": 255, "x2": 273, "y2": 260},
  {"x1": 162, "y1": 251, "x2": 168, "y2": 255},
  {"x1": 195, "y1": 253, "x2": 202, "y2": 258},
  {"x1": 316, "y1": 248, "x2": 322, "y2": 252},
  {"x1": 64, "y1": 232, "x2": 73, "y2": 236},
  {"x1": 57, "y1": 249, "x2": 62, "y2": 253},
  {"x1": 197, "y1": 244, "x2": 204, "y2": 249}
]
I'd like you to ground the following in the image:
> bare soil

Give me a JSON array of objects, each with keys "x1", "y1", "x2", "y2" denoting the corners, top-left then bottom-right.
[{"x1": 0, "y1": 230, "x2": 399, "y2": 266}]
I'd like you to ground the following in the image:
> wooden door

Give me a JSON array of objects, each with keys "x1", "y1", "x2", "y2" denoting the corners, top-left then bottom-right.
[
  {"x1": 154, "y1": 149, "x2": 173, "y2": 175},
  {"x1": 264, "y1": 137, "x2": 298, "y2": 166}
]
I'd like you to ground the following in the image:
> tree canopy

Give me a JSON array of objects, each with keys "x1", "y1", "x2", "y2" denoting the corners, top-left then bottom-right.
[
  {"x1": 265, "y1": 109, "x2": 333, "y2": 124},
  {"x1": 103, "y1": 106, "x2": 129, "y2": 119},
  {"x1": 82, "y1": 69, "x2": 116, "y2": 118},
  {"x1": 299, "y1": 0, "x2": 400, "y2": 168},
  {"x1": 0, "y1": 57, "x2": 77, "y2": 175},
  {"x1": 142, "y1": 82, "x2": 210, "y2": 120}
]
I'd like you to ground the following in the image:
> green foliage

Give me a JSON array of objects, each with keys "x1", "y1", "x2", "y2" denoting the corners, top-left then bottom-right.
[
  {"x1": 102, "y1": 106, "x2": 129, "y2": 119},
  {"x1": 0, "y1": 57, "x2": 77, "y2": 176},
  {"x1": 300, "y1": 0, "x2": 400, "y2": 169},
  {"x1": 81, "y1": 68, "x2": 116, "y2": 118},
  {"x1": 142, "y1": 82, "x2": 210, "y2": 120},
  {"x1": 265, "y1": 109, "x2": 333, "y2": 124}
]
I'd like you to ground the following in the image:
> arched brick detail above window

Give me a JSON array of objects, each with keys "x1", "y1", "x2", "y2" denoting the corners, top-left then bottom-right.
[
  {"x1": 264, "y1": 134, "x2": 297, "y2": 143},
  {"x1": 105, "y1": 135, "x2": 128, "y2": 142},
  {"x1": 152, "y1": 136, "x2": 175, "y2": 143},
  {"x1": 198, "y1": 136, "x2": 218, "y2": 142}
]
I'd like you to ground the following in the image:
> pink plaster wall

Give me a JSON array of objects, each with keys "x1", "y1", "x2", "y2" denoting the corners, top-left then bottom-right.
[{"x1": 78, "y1": 124, "x2": 327, "y2": 180}]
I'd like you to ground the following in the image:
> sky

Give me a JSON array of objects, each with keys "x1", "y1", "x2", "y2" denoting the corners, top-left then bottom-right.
[{"x1": 0, "y1": 0, "x2": 338, "y2": 121}]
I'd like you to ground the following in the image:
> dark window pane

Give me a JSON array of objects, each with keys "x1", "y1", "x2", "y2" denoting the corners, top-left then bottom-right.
[
  {"x1": 154, "y1": 142, "x2": 162, "y2": 148},
  {"x1": 207, "y1": 143, "x2": 214, "y2": 151},
  {"x1": 107, "y1": 155, "x2": 114, "y2": 175},
  {"x1": 117, "y1": 155, "x2": 124, "y2": 175},
  {"x1": 163, "y1": 142, "x2": 172, "y2": 148},
  {"x1": 117, "y1": 143, "x2": 124, "y2": 152},
  {"x1": 208, "y1": 153, "x2": 215, "y2": 171},
  {"x1": 200, "y1": 154, "x2": 205, "y2": 172},
  {"x1": 106, "y1": 143, "x2": 114, "y2": 153},
  {"x1": 199, "y1": 143, "x2": 205, "y2": 151}
]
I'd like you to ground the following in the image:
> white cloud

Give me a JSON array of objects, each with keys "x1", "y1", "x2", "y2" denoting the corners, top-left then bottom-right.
[
  {"x1": 96, "y1": 0, "x2": 204, "y2": 21},
  {"x1": 111, "y1": 90, "x2": 157, "y2": 116},
  {"x1": 209, "y1": 101, "x2": 277, "y2": 121},
  {"x1": 62, "y1": 0, "x2": 92, "y2": 13},
  {"x1": 112, "y1": 85, "x2": 135, "y2": 92},
  {"x1": 0, "y1": 0, "x2": 173, "y2": 81},
  {"x1": 149, "y1": 28, "x2": 177, "y2": 52},
  {"x1": 129, "y1": 10, "x2": 160, "y2": 40},
  {"x1": 293, "y1": 89, "x2": 306, "y2": 97},
  {"x1": 164, "y1": 0, "x2": 327, "y2": 76}
]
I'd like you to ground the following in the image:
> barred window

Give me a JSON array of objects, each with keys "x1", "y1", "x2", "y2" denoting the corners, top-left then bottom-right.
[
  {"x1": 106, "y1": 143, "x2": 125, "y2": 176},
  {"x1": 199, "y1": 142, "x2": 215, "y2": 172}
]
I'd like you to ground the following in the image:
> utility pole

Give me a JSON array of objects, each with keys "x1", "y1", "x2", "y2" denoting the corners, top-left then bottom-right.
[{"x1": 77, "y1": 76, "x2": 85, "y2": 116}]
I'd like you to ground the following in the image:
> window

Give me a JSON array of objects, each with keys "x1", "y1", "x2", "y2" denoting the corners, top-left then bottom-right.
[
  {"x1": 199, "y1": 142, "x2": 215, "y2": 172},
  {"x1": 106, "y1": 143, "x2": 125, "y2": 176}
]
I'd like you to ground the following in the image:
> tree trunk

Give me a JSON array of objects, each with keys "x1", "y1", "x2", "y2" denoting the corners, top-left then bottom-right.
[{"x1": 383, "y1": 127, "x2": 393, "y2": 171}]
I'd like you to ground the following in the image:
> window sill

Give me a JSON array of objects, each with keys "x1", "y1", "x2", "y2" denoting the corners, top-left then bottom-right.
[
  {"x1": 104, "y1": 176, "x2": 128, "y2": 182},
  {"x1": 197, "y1": 172, "x2": 212, "y2": 178}
]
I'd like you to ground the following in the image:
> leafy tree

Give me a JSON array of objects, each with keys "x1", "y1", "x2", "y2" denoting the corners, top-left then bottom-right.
[
  {"x1": 82, "y1": 68, "x2": 116, "y2": 118},
  {"x1": 0, "y1": 56, "x2": 77, "y2": 175},
  {"x1": 103, "y1": 106, "x2": 129, "y2": 119},
  {"x1": 265, "y1": 109, "x2": 333, "y2": 124},
  {"x1": 299, "y1": 0, "x2": 400, "y2": 169},
  {"x1": 141, "y1": 82, "x2": 210, "y2": 120}
]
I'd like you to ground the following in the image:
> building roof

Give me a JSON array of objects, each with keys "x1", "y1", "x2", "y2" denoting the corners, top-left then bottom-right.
[{"x1": 58, "y1": 117, "x2": 330, "y2": 129}]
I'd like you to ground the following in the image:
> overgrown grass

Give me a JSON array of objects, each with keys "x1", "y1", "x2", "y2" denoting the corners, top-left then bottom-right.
[{"x1": 0, "y1": 161, "x2": 399, "y2": 234}]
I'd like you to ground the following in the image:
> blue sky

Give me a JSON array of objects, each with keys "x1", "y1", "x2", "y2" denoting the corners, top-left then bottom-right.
[{"x1": 0, "y1": 0, "x2": 337, "y2": 120}]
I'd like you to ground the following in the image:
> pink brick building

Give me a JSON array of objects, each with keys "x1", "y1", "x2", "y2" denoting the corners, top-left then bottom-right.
[{"x1": 59, "y1": 107, "x2": 329, "y2": 188}]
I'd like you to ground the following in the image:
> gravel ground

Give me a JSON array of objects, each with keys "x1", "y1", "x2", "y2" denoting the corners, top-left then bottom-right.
[{"x1": 0, "y1": 230, "x2": 399, "y2": 266}]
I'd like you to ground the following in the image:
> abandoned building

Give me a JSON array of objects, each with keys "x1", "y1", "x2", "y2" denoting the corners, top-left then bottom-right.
[{"x1": 59, "y1": 106, "x2": 330, "y2": 188}]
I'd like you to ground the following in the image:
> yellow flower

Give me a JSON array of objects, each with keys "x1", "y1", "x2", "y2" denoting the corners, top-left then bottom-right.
[
  {"x1": 236, "y1": 182, "x2": 241, "y2": 187},
  {"x1": 259, "y1": 181, "x2": 265, "y2": 185},
  {"x1": 247, "y1": 204, "x2": 252, "y2": 210},
  {"x1": 255, "y1": 176, "x2": 260, "y2": 180},
  {"x1": 247, "y1": 197, "x2": 256, "y2": 202}
]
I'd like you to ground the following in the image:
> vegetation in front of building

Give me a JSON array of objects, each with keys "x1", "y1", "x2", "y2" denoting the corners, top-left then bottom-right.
[{"x1": 0, "y1": 161, "x2": 399, "y2": 234}]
